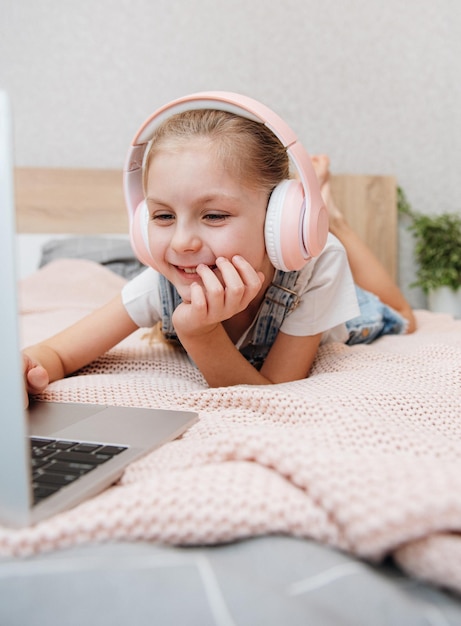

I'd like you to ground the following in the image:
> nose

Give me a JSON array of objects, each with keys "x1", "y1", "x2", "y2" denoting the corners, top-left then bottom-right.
[{"x1": 170, "y1": 219, "x2": 202, "y2": 253}]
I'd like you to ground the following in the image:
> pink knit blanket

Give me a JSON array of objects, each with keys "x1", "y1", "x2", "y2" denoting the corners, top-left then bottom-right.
[{"x1": 3, "y1": 259, "x2": 461, "y2": 594}]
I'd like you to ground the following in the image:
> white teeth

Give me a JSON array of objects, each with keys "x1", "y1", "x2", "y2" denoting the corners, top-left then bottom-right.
[{"x1": 180, "y1": 265, "x2": 217, "y2": 274}]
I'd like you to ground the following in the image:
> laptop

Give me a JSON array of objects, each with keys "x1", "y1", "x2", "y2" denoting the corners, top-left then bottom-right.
[{"x1": 0, "y1": 90, "x2": 198, "y2": 528}]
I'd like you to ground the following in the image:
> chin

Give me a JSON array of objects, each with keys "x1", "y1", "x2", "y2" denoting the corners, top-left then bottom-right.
[{"x1": 172, "y1": 283, "x2": 192, "y2": 303}]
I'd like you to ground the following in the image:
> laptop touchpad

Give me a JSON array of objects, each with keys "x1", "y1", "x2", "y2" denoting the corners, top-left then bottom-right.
[{"x1": 28, "y1": 401, "x2": 108, "y2": 437}]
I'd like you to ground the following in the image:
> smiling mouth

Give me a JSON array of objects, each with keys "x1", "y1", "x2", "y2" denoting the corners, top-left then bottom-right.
[{"x1": 178, "y1": 264, "x2": 217, "y2": 274}]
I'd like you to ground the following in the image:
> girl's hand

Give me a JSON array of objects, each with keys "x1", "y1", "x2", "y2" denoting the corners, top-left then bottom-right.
[
  {"x1": 172, "y1": 255, "x2": 265, "y2": 338},
  {"x1": 22, "y1": 353, "x2": 49, "y2": 407}
]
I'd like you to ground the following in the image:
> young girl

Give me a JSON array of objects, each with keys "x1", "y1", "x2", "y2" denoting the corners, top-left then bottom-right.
[{"x1": 23, "y1": 97, "x2": 415, "y2": 397}]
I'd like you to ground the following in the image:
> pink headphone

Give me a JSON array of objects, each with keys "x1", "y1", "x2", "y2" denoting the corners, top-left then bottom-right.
[{"x1": 123, "y1": 91, "x2": 329, "y2": 272}]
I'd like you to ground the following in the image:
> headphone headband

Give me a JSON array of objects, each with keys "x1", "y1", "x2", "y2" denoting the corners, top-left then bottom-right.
[{"x1": 129, "y1": 92, "x2": 297, "y2": 148}]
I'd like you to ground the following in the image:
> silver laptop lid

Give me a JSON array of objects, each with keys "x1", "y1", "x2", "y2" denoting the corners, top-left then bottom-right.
[{"x1": 0, "y1": 90, "x2": 33, "y2": 525}]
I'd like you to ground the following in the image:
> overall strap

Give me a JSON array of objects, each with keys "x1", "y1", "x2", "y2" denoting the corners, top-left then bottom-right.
[
  {"x1": 158, "y1": 274, "x2": 182, "y2": 342},
  {"x1": 241, "y1": 269, "x2": 300, "y2": 368}
]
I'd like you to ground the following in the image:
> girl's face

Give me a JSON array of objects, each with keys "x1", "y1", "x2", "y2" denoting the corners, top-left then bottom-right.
[{"x1": 145, "y1": 138, "x2": 273, "y2": 302}]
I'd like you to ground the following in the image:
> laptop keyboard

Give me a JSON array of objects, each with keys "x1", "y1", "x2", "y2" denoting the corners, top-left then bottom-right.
[{"x1": 30, "y1": 437, "x2": 128, "y2": 504}]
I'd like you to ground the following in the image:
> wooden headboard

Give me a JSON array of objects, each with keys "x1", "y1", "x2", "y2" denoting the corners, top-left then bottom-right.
[{"x1": 14, "y1": 167, "x2": 397, "y2": 280}]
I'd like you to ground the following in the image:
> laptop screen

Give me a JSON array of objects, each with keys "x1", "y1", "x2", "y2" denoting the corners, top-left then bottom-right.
[{"x1": 0, "y1": 90, "x2": 34, "y2": 525}]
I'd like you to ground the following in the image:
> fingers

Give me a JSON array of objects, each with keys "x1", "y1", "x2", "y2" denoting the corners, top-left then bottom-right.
[
  {"x1": 172, "y1": 255, "x2": 266, "y2": 340},
  {"x1": 173, "y1": 255, "x2": 265, "y2": 338},
  {"x1": 23, "y1": 365, "x2": 48, "y2": 409},
  {"x1": 225, "y1": 255, "x2": 265, "y2": 294},
  {"x1": 27, "y1": 365, "x2": 50, "y2": 394},
  {"x1": 22, "y1": 353, "x2": 49, "y2": 396},
  {"x1": 195, "y1": 255, "x2": 263, "y2": 316}
]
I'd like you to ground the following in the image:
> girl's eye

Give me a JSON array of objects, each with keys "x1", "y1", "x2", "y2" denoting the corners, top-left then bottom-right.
[
  {"x1": 204, "y1": 213, "x2": 229, "y2": 223},
  {"x1": 151, "y1": 212, "x2": 175, "y2": 222}
]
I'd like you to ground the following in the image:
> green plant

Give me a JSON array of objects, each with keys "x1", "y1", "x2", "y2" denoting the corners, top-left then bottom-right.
[{"x1": 398, "y1": 187, "x2": 461, "y2": 294}]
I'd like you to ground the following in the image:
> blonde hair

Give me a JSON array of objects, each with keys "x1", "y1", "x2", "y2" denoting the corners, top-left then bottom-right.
[{"x1": 143, "y1": 109, "x2": 290, "y2": 197}]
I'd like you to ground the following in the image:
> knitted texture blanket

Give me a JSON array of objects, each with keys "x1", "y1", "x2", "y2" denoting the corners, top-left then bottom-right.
[{"x1": 3, "y1": 259, "x2": 461, "y2": 594}]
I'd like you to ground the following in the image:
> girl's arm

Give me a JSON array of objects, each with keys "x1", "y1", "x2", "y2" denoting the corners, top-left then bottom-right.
[
  {"x1": 23, "y1": 294, "x2": 139, "y2": 395},
  {"x1": 178, "y1": 324, "x2": 321, "y2": 386}
]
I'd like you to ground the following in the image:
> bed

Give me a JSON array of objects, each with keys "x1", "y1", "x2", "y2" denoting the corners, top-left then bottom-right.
[{"x1": 1, "y1": 167, "x2": 460, "y2": 626}]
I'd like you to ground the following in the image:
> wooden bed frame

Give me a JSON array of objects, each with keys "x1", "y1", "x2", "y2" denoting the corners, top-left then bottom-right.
[{"x1": 14, "y1": 167, "x2": 397, "y2": 280}]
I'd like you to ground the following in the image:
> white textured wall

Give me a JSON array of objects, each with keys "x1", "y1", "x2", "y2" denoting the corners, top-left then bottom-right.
[{"x1": 1, "y1": 0, "x2": 460, "y2": 305}]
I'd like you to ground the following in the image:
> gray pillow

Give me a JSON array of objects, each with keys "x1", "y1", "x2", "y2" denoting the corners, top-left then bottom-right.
[{"x1": 40, "y1": 237, "x2": 144, "y2": 280}]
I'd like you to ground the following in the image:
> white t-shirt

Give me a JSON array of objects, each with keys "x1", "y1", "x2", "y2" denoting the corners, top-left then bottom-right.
[{"x1": 122, "y1": 234, "x2": 360, "y2": 345}]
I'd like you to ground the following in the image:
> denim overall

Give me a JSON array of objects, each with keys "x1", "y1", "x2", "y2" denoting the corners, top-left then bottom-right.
[
  {"x1": 158, "y1": 272, "x2": 407, "y2": 369},
  {"x1": 345, "y1": 285, "x2": 408, "y2": 345}
]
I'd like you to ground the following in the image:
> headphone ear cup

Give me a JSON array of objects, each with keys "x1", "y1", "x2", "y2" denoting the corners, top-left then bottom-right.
[
  {"x1": 265, "y1": 179, "x2": 308, "y2": 271},
  {"x1": 130, "y1": 200, "x2": 159, "y2": 270}
]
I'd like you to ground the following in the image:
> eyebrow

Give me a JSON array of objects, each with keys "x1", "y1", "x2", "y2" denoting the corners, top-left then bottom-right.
[
  {"x1": 146, "y1": 197, "x2": 171, "y2": 208},
  {"x1": 146, "y1": 192, "x2": 245, "y2": 207}
]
